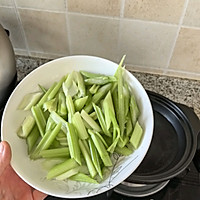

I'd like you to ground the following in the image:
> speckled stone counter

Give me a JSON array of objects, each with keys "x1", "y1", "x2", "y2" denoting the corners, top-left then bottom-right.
[{"x1": 16, "y1": 56, "x2": 200, "y2": 119}]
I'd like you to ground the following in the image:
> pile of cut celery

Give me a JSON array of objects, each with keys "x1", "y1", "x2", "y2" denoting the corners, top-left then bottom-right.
[{"x1": 17, "y1": 56, "x2": 143, "y2": 184}]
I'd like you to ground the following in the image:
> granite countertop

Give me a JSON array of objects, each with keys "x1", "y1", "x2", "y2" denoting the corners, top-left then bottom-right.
[{"x1": 16, "y1": 56, "x2": 200, "y2": 119}]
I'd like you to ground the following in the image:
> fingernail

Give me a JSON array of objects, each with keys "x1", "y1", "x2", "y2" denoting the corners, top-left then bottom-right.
[{"x1": 0, "y1": 142, "x2": 4, "y2": 154}]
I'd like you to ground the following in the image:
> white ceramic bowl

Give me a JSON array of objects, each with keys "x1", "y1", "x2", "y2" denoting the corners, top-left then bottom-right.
[{"x1": 1, "y1": 55, "x2": 154, "y2": 198}]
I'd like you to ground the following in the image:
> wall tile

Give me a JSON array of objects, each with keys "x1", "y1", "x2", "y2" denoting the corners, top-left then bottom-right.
[
  {"x1": 68, "y1": 0, "x2": 121, "y2": 17},
  {"x1": 69, "y1": 14, "x2": 119, "y2": 61},
  {"x1": 183, "y1": 0, "x2": 200, "y2": 27},
  {"x1": 0, "y1": 7, "x2": 26, "y2": 50},
  {"x1": 119, "y1": 19, "x2": 178, "y2": 68},
  {"x1": 0, "y1": 0, "x2": 14, "y2": 6},
  {"x1": 15, "y1": 0, "x2": 66, "y2": 11},
  {"x1": 19, "y1": 9, "x2": 70, "y2": 55},
  {"x1": 169, "y1": 28, "x2": 200, "y2": 73},
  {"x1": 124, "y1": 0, "x2": 185, "y2": 24}
]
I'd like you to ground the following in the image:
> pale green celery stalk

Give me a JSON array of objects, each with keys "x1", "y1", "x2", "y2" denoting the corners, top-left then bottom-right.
[
  {"x1": 115, "y1": 145, "x2": 133, "y2": 156},
  {"x1": 89, "y1": 129, "x2": 112, "y2": 167},
  {"x1": 74, "y1": 71, "x2": 86, "y2": 97},
  {"x1": 82, "y1": 139, "x2": 90, "y2": 153},
  {"x1": 112, "y1": 88, "x2": 119, "y2": 120},
  {"x1": 88, "y1": 138, "x2": 103, "y2": 179},
  {"x1": 84, "y1": 83, "x2": 112, "y2": 113},
  {"x1": 26, "y1": 125, "x2": 40, "y2": 154},
  {"x1": 89, "y1": 111, "x2": 97, "y2": 120},
  {"x1": 89, "y1": 84, "x2": 100, "y2": 94},
  {"x1": 70, "y1": 172, "x2": 98, "y2": 184},
  {"x1": 72, "y1": 112, "x2": 89, "y2": 139},
  {"x1": 47, "y1": 158, "x2": 79, "y2": 180},
  {"x1": 79, "y1": 139, "x2": 97, "y2": 178},
  {"x1": 45, "y1": 116, "x2": 56, "y2": 132},
  {"x1": 47, "y1": 76, "x2": 66, "y2": 101},
  {"x1": 123, "y1": 82, "x2": 130, "y2": 118},
  {"x1": 117, "y1": 135, "x2": 129, "y2": 148},
  {"x1": 74, "y1": 96, "x2": 88, "y2": 112},
  {"x1": 43, "y1": 97, "x2": 58, "y2": 113},
  {"x1": 84, "y1": 76, "x2": 116, "y2": 85},
  {"x1": 56, "y1": 130, "x2": 66, "y2": 138},
  {"x1": 55, "y1": 167, "x2": 79, "y2": 181},
  {"x1": 81, "y1": 109, "x2": 101, "y2": 132},
  {"x1": 39, "y1": 147, "x2": 70, "y2": 158},
  {"x1": 80, "y1": 71, "x2": 103, "y2": 78},
  {"x1": 17, "y1": 115, "x2": 35, "y2": 138},
  {"x1": 50, "y1": 139, "x2": 62, "y2": 148},
  {"x1": 42, "y1": 158, "x2": 66, "y2": 171},
  {"x1": 93, "y1": 103, "x2": 111, "y2": 137},
  {"x1": 66, "y1": 95, "x2": 75, "y2": 123},
  {"x1": 18, "y1": 92, "x2": 43, "y2": 110},
  {"x1": 62, "y1": 72, "x2": 78, "y2": 97},
  {"x1": 130, "y1": 95, "x2": 140, "y2": 127},
  {"x1": 91, "y1": 130, "x2": 108, "y2": 148},
  {"x1": 37, "y1": 82, "x2": 57, "y2": 107},
  {"x1": 130, "y1": 121, "x2": 143, "y2": 149},
  {"x1": 31, "y1": 106, "x2": 46, "y2": 137},
  {"x1": 125, "y1": 113, "x2": 133, "y2": 137},
  {"x1": 50, "y1": 111, "x2": 68, "y2": 133},
  {"x1": 38, "y1": 84, "x2": 47, "y2": 93},
  {"x1": 66, "y1": 122, "x2": 81, "y2": 165},
  {"x1": 110, "y1": 82, "x2": 117, "y2": 93},
  {"x1": 57, "y1": 91, "x2": 67, "y2": 119},
  {"x1": 107, "y1": 128, "x2": 120, "y2": 153},
  {"x1": 30, "y1": 122, "x2": 62, "y2": 159}
]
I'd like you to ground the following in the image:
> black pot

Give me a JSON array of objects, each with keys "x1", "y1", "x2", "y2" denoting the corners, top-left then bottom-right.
[{"x1": 125, "y1": 91, "x2": 200, "y2": 184}]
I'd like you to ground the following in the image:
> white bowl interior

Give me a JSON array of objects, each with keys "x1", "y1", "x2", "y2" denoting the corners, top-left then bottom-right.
[{"x1": 1, "y1": 55, "x2": 154, "y2": 198}]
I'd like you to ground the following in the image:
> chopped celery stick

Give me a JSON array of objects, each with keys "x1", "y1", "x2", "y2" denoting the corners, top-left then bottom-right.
[
  {"x1": 31, "y1": 106, "x2": 46, "y2": 137},
  {"x1": 70, "y1": 173, "x2": 98, "y2": 184},
  {"x1": 92, "y1": 130, "x2": 108, "y2": 148},
  {"x1": 88, "y1": 138, "x2": 103, "y2": 179},
  {"x1": 84, "y1": 76, "x2": 116, "y2": 85},
  {"x1": 125, "y1": 114, "x2": 133, "y2": 137},
  {"x1": 57, "y1": 130, "x2": 66, "y2": 138},
  {"x1": 117, "y1": 135, "x2": 129, "y2": 148},
  {"x1": 79, "y1": 139, "x2": 97, "y2": 178},
  {"x1": 115, "y1": 145, "x2": 133, "y2": 156},
  {"x1": 81, "y1": 109, "x2": 101, "y2": 132},
  {"x1": 66, "y1": 95, "x2": 75, "y2": 123},
  {"x1": 107, "y1": 130, "x2": 120, "y2": 153},
  {"x1": 74, "y1": 71, "x2": 86, "y2": 97},
  {"x1": 45, "y1": 116, "x2": 56, "y2": 132},
  {"x1": 89, "y1": 111, "x2": 97, "y2": 121},
  {"x1": 93, "y1": 103, "x2": 111, "y2": 137},
  {"x1": 17, "y1": 115, "x2": 35, "y2": 138},
  {"x1": 47, "y1": 76, "x2": 65, "y2": 101},
  {"x1": 42, "y1": 158, "x2": 66, "y2": 171},
  {"x1": 39, "y1": 147, "x2": 70, "y2": 158},
  {"x1": 74, "y1": 96, "x2": 88, "y2": 111},
  {"x1": 130, "y1": 121, "x2": 143, "y2": 149},
  {"x1": 43, "y1": 98, "x2": 58, "y2": 113},
  {"x1": 47, "y1": 158, "x2": 79, "y2": 180},
  {"x1": 26, "y1": 125, "x2": 40, "y2": 154},
  {"x1": 38, "y1": 84, "x2": 47, "y2": 93},
  {"x1": 89, "y1": 130, "x2": 112, "y2": 167},
  {"x1": 18, "y1": 92, "x2": 43, "y2": 110},
  {"x1": 50, "y1": 111, "x2": 68, "y2": 133},
  {"x1": 55, "y1": 167, "x2": 79, "y2": 180},
  {"x1": 56, "y1": 136, "x2": 67, "y2": 142},
  {"x1": 130, "y1": 95, "x2": 140, "y2": 127},
  {"x1": 66, "y1": 122, "x2": 81, "y2": 165},
  {"x1": 30, "y1": 123, "x2": 62, "y2": 159},
  {"x1": 80, "y1": 71, "x2": 103, "y2": 78},
  {"x1": 60, "y1": 142, "x2": 68, "y2": 147},
  {"x1": 89, "y1": 84, "x2": 100, "y2": 94},
  {"x1": 84, "y1": 83, "x2": 112, "y2": 113},
  {"x1": 37, "y1": 82, "x2": 57, "y2": 107},
  {"x1": 82, "y1": 139, "x2": 90, "y2": 153},
  {"x1": 57, "y1": 91, "x2": 67, "y2": 119},
  {"x1": 72, "y1": 112, "x2": 89, "y2": 139},
  {"x1": 62, "y1": 72, "x2": 78, "y2": 97},
  {"x1": 50, "y1": 139, "x2": 62, "y2": 148},
  {"x1": 123, "y1": 82, "x2": 130, "y2": 118}
]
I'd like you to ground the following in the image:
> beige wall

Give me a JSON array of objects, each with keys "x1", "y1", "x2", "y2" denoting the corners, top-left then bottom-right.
[{"x1": 0, "y1": 0, "x2": 200, "y2": 80}]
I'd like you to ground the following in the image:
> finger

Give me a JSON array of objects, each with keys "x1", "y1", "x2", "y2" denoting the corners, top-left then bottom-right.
[
  {"x1": 33, "y1": 190, "x2": 48, "y2": 200},
  {"x1": 0, "y1": 141, "x2": 12, "y2": 175}
]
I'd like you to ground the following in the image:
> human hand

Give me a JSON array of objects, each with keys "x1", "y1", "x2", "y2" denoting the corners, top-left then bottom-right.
[{"x1": 0, "y1": 141, "x2": 48, "y2": 200}]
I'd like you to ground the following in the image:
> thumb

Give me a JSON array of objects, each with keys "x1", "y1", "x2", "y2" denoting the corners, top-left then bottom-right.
[
  {"x1": 33, "y1": 190, "x2": 47, "y2": 200},
  {"x1": 0, "y1": 141, "x2": 12, "y2": 175}
]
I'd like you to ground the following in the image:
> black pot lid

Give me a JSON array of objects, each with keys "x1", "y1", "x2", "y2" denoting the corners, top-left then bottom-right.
[{"x1": 126, "y1": 91, "x2": 200, "y2": 183}]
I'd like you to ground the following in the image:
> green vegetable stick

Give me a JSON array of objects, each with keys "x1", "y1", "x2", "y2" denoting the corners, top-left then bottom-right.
[
  {"x1": 70, "y1": 173, "x2": 98, "y2": 184},
  {"x1": 57, "y1": 91, "x2": 67, "y2": 118},
  {"x1": 66, "y1": 122, "x2": 81, "y2": 165},
  {"x1": 130, "y1": 95, "x2": 140, "y2": 127},
  {"x1": 39, "y1": 147, "x2": 70, "y2": 158},
  {"x1": 89, "y1": 84, "x2": 100, "y2": 94},
  {"x1": 115, "y1": 145, "x2": 133, "y2": 156},
  {"x1": 130, "y1": 121, "x2": 143, "y2": 149},
  {"x1": 79, "y1": 139, "x2": 97, "y2": 178},
  {"x1": 74, "y1": 71, "x2": 86, "y2": 97},
  {"x1": 31, "y1": 105, "x2": 46, "y2": 137},
  {"x1": 66, "y1": 95, "x2": 75, "y2": 123},
  {"x1": 47, "y1": 158, "x2": 79, "y2": 180},
  {"x1": 55, "y1": 167, "x2": 79, "y2": 181},
  {"x1": 74, "y1": 96, "x2": 88, "y2": 111},
  {"x1": 72, "y1": 112, "x2": 89, "y2": 140}
]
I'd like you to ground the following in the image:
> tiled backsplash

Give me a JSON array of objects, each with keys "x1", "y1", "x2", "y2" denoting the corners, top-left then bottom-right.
[{"x1": 0, "y1": 0, "x2": 200, "y2": 80}]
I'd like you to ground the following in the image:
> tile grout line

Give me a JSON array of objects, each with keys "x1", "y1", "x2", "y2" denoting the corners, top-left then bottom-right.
[
  {"x1": 164, "y1": 0, "x2": 190, "y2": 73},
  {"x1": 64, "y1": 0, "x2": 72, "y2": 55},
  {"x1": 12, "y1": 0, "x2": 30, "y2": 56}
]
